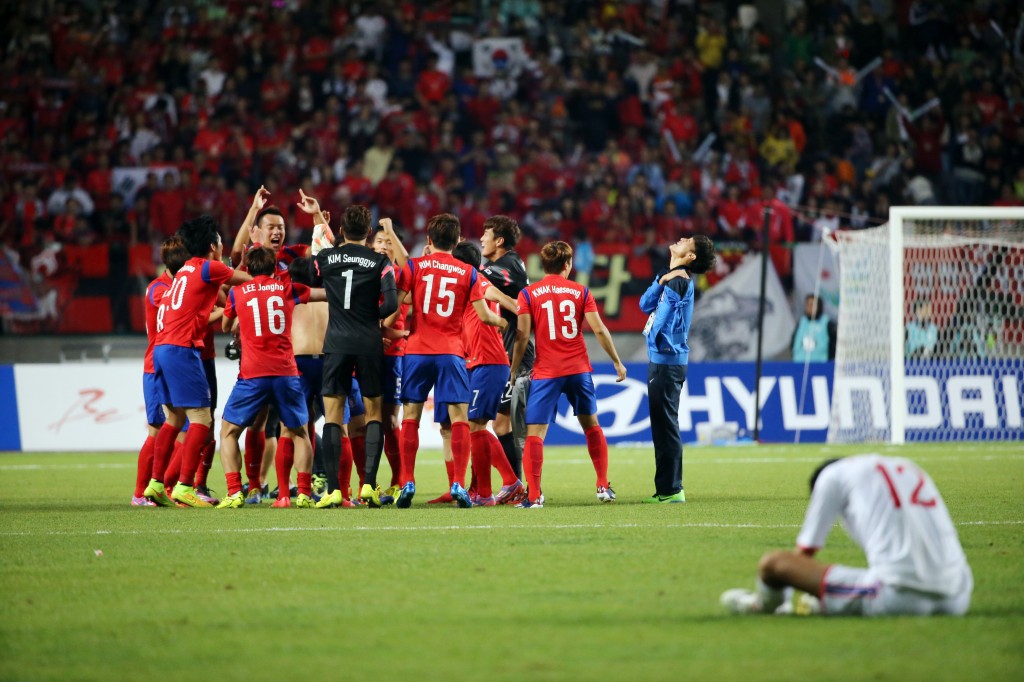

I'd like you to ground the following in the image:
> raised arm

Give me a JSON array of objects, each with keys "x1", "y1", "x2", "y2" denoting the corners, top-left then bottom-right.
[
  {"x1": 295, "y1": 188, "x2": 328, "y2": 227},
  {"x1": 584, "y1": 310, "x2": 626, "y2": 382},
  {"x1": 483, "y1": 284, "x2": 518, "y2": 314},
  {"x1": 231, "y1": 185, "x2": 270, "y2": 266},
  {"x1": 379, "y1": 217, "x2": 409, "y2": 270}
]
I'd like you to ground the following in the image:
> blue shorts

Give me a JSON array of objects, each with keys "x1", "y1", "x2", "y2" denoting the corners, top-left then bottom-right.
[
  {"x1": 223, "y1": 375, "x2": 308, "y2": 430},
  {"x1": 296, "y1": 355, "x2": 324, "y2": 418},
  {"x1": 526, "y1": 373, "x2": 597, "y2": 425},
  {"x1": 203, "y1": 357, "x2": 218, "y2": 410},
  {"x1": 383, "y1": 355, "x2": 403, "y2": 405},
  {"x1": 153, "y1": 345, "x2": 211, "y2": 409},
  {"x1": 403, "y1": 354, "x2": 470, "y2": 405},
  {"x1": 348, "y1": 378, "x2": 365, "y2": 418},
  {"x1": 142, "y1": 372, "x2": 166, "y2": 426},
  {"x1": 468, "y1": 364, "x2": 509, "y2": 422}
]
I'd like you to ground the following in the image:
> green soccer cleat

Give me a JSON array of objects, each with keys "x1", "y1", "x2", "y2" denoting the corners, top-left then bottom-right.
[
  {"x1": 315, "y1": 489, "x2": 344, "y2": 508},
  {"x1": 217, "y1": 492, "x2": 245, "y2": 508},
  {"x1": 360, "y1": 483, "x2": 383, "y2": 508},
  {"x1": 643, "y1": 490, "x2": 687, "y2": 504},
  {"x1": 143, "y1": 480, "x2": 174, "y2": 507},
  {"x1": 295, "y1": 494, "x2": 315, "y2": 508},
  {"x1": 382, "y1": 485, "x2": 401, "y2": 505},
  {"x1": 171, "y1": 483, "x2": 213, "y2": 508}
]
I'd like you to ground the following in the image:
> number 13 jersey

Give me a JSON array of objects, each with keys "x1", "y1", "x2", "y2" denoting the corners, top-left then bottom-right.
[
  {"x1": 517, "y1": 274, "x2": 597, "y2": 380},
  {"x1": 398, "y1": 252, "x2": 485, "y2": 356},
  {"x1": 313, "y1": 243, "x2": 395, "y2": 355}
]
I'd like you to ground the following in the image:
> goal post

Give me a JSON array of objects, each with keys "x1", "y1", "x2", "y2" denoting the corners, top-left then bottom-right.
[{"x1": 829, "y1": 206, "x2": 1024, "y2": 444}]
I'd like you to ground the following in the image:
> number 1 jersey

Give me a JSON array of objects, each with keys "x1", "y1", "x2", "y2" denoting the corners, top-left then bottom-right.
[
  {"x1": 398, "y1": 252, "x2": 485, "y2": 356},
  {"x1": 313, "y1": 243, "x2": 395, "y2": 355},
  {"x1": 224, "y1": 275, "x2": 310, "y2": 379},
  {"x1": 517, "y1": 274, "x2": 597, "y2": 380}
]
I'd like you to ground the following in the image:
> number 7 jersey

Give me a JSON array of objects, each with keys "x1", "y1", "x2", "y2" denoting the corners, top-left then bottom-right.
[{"x1": 517, "y1": 274, "x2": 597, "y2": 379}]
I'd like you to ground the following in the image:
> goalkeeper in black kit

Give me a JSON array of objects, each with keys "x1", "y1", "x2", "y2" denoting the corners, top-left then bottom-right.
[{"x1": 479, "y1": 215, "x2": 533, "y2": 479}]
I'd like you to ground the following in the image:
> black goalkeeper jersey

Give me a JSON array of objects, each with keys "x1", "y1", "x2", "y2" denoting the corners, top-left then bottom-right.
[
  {"x1": 482, "y1": 249, "x2": 534, "y2": 373},
  {"x1": 312, "y1": 242, "x2": 395, "y2": 354}
]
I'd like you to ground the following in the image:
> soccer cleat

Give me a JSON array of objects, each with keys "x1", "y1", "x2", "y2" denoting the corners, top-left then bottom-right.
[
  {"x1": 143, "y1": 480, "x2": 174, "y2": 507},
  {"x1": 312, "y1": 474, "x2": 328, "y2": 498},
  {"x1": 381, "y1": 485, "x2": 401, "y2": 506},
  {"x1": 472, "y1": 495, "x2": 496, "y2": 507},
  {"x1": 514, "y1": 494, "x2": 545, "y2": 509},
  {"x1": 195, "y1": 485, "x2": 220, "y2": 506},
  {"x1": 245, "y1": 488, "x2": 262, "y2": 505},
  {"x1": 295, "y1": 494, "x2": 315, "y2": 508},
  {"x1": 272, "y1": 496, "x2": 291, "y2": 508},
  {"x1": 339, "y1": 498, "x2": 356, "y2": 508},
  {"x1": 131, "y1": 495, "x2": 156, "y2": 507},
  {"x1": 596, "y1": 484, "x2": 617, "y2": 503},
  {"x1": 171, "y1": 483, "x2": 213, "y2": 508},
  {"x1": 451, "y1": 483, "x2": 472, "y2": 508},
  {"x1": 315, "y1": 490, "x2": 344, "y2": 508},
  {"x1": 396, "y1": 481, "x2": 416, "y2": 509},
  {"x1": 360, "y1": 483, "x2": 383, "y2": 508},
  {"x1": 642, "y1": 490, "x2": 687, "y2": 504},
  {"x1": 494, "y1": 479, "x2": 524, "y2": 505},
  {"x1": 720, "y1": 589, "x2": 763, "y2": 614},
  {"x1": 216, "y1": 492, "x2": 245, "y2": 509}
]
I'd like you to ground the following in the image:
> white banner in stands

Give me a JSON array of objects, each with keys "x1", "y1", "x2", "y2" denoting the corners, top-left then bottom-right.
[{"x1": 14, "y1": 361, "x2": 445, "y2": 452}]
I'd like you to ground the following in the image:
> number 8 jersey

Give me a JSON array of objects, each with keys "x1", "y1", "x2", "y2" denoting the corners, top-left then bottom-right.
[
  {"x1": 224, "y1": 275, "x2": 311, "y2": 378},
  {"x1": 517, "y1": 274, "x2": 598, "y2": 380},
  {"x1": 398, "y1": 252, "x2": 485, "y2": 356}
]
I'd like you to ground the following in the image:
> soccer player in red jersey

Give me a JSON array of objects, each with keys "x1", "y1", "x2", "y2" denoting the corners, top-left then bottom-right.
[
  {"x1": 450, "y1": 241, "x2": 524, "y2": 506},
  {"x1": 510, "y1": 240, "x2": 627, "y2": 508},
  {"x1": 216, "y1": 246, "x2": 325, "y2": 508},
  {"x1": 394, "y1": 213, "x2": 507, "y2": 508},
  {"x1": 144, "y1": 215, "x2": 251, "y2": 508},
  {"x1": 132, "y1": 235, "x2": 187, "y2": 506}
]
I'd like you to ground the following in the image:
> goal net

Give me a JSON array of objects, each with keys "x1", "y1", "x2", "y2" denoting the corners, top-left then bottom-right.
[{"x1": 828, "y1": 207, "x2": 1024, "y2": 444}]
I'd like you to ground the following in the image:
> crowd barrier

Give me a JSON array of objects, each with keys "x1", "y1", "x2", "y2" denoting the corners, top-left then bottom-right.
[{"x1": 0, "y1": 360, "x2": 1020, "y2": 452}]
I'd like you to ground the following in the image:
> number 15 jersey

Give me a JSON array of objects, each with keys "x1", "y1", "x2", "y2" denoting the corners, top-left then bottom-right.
[
  {"x1": 517, "y1": 274, "x2": 597, "y2": 380},
  {"x1": 313, "y1": 243, "x2": 395, "y2": 355},
  {"x1": 398, "y1": 252, "x2": 485, "y2": 356}
]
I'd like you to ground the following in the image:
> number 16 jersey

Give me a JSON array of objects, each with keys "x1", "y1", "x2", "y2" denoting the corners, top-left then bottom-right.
[
  {"x1": 517, "y1": 274, "x2": 597, "y2": 380},
  {"x1": 313, "y1": 243, "x2": 395, "y2": 355}
]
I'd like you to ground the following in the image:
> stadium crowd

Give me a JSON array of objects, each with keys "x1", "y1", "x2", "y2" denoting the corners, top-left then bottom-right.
[{"x1": 0, "y1": 0, "x2": 1021, "y2": 332}]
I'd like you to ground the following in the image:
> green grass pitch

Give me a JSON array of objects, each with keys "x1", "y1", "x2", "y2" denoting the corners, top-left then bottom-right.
[{"x1": 1, "y1": 442, "x2": 1022, "y2": 681}]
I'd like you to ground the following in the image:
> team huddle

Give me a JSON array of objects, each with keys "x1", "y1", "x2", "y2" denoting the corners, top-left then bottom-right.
[{"x1": 133, "y1": 188, "x2": 625, "y2": 511}]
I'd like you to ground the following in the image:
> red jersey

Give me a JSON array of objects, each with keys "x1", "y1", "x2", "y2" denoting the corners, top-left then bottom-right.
[
  {"x1": 224, "y1": 275, "x2": 310, "y2": 379},
  {"x1": 384, "y1": 300, "x2": 409, "y2": 357},
  {"x1": 200, "y1": 318, "x2": 218, "y2": 361},
  {"x1": 464, "y1": 278, "x2": 508, "y2": 370},
  {"x1": 517, "y1": 275, "x2": 597, "y2": 380},
  {"x1": 398, "y1": 252, "x2": 485, "y2": 356},
  {"x1": 156, "y1": 257, "x2": 234, "y2": 350},
  {"x1": 144, "y1": 271, "x2": 172, "y2": 373}
]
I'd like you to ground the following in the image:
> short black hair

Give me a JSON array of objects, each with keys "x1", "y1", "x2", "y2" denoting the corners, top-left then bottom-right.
[
  {"x1": 178, "y1": 214, "x2": 220, "y2": 257},
  {"x1": 452, "y1": 241, "x2": 483, "y2": 269},
  {"x1": 427, "y1": 213, "x2": 461, "y2": 251},
  {"x1": 288, "y1": 256, "x2": 313, "y2": 285},
  {"x1": 342, "y1": 205, "x2": 372, "y2": 242},
  {"x1": 689, "y1": 235, "x2": 716, "y2": 274},
  {"x1": 244, "y1": 246, "x2": 277, "y2": 277},
  {"x1": 809, "y1": 458, "x2": 841, "y2": 494},
  {"x1": 483, "y1": 215, "x2": 520, "y2": 248},
  {"x1": 160, "y1": 235, "x2": 188, "y2": 275},
  {"x1": 255, "y1": 206, "x2": 284, "y2": 226}
]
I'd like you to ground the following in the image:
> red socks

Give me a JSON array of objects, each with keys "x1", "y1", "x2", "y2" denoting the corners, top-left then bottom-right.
[
  {"x1": 451, "y1": 422, "x2": 470, "y2": 487},
  {"x1": 225, "y1": 471, "x2": 243, "y2": 497},
  {"x1": 177, "y1": 423, "x2": 210, "y2": 487},
  {"x1": 339, "y1": 436, "x2": 353, "y2": 499},
  {"x1": 296, "y1": 472, "x2": 312, "y2": 497},
  {"x1": 469, "y1": 430, "x2": 493, "y2": 497},
  {"x1": 524, "y1": 435, "x2": 544, "y2": 502},
  {"x1": 384, "y1": 427, "x2": 402, "y2": 486},
  {"x1": 151, "y1": 423, "x2": 181, "y2": 483},
  {"x1": 275, "y1": 437, "x2": 295, "y2": 499},
  {"x1": 194, "y1": 440, "x2": 215, "y2": 488},
  {"x1": 244, "y1": 430, "x2": 265, "y2": 492},
  {"x1": 163, "y1": 440, "x2": 183, "y2": 489},
  {"x1": 483, "y1": 429, "x2": 517, "y2": 486},
  {"x1": 400, "y1": 419, "x2": 419, "y2": 483},
  {"x1": 584, "y1": 425, "x2": 609, "y2": 488},
  {"x1": 352, "y1": 435, "x2": 366, "y2": 488},
  {"x1": 444, "y1": 459, "x2": 455, "y2": 486},
  {"x1": 135, "y1": 436, "x2": 155, "y2": 497}
]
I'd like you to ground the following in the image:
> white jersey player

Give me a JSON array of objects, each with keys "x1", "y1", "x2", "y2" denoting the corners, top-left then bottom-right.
[{"x1": 722, "y1": 455, "x2": 973, "y2": 617}]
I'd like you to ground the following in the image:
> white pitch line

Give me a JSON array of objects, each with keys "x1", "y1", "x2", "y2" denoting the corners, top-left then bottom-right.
[{"x1": 0, "y1": 519, "x2": 1020, "y2": 538}]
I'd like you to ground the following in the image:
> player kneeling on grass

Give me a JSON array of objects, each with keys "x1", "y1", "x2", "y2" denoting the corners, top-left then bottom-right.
[
  {"x1": 216, "y1": 246, "x2": 326, "y2": 509},
  {"x1": 721, "y1": 455, "x2": 973, "y2": 616},
  {"x1": 509, "y1": 241, "x2": 627, "y2": 508}
]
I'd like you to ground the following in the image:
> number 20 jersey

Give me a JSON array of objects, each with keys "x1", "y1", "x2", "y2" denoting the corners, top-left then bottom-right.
[
  {"x1": 517, "y1": 274, "x2": 597, "y2": 380},
  {"x1": 398, "y1": 252, "x2": 485, "y2": 356}
]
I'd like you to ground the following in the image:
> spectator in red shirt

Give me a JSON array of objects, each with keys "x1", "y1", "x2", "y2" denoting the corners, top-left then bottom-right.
[{"x1": 416, "y1": 55, "x2": 450, "y2": 107}]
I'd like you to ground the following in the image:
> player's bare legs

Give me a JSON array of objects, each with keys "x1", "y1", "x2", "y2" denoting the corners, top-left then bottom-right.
[
  {"x1": 578, "y1": 413, "x2": 614, "y2": 502},
  {"x1": 722, "y1": 550, "x2": 828, "y2": 615}
]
